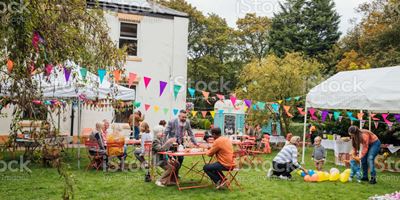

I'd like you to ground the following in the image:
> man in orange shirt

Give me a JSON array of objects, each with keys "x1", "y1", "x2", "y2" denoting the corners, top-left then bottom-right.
[{"x1": 203, "y1": 128, "x2": 235, "y2": 189}]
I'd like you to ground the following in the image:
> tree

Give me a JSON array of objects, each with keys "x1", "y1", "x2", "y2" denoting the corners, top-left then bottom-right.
[
  {"x1": 235, "y1": 13, "x2": 272, "y2": 64},
  {"x1": 336, "y1": 50, "x2": 370, "y2": 72},
  {"x1": 0, "y1": 1, "x2": 125, "y2": 199},
  {"x1": 236, "y1": 53, "x2": 322, "y2": 133}
]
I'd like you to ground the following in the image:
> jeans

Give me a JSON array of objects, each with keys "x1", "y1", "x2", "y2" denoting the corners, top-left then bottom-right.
[
  {"x1": 203, "y1": 162, "x2": 228, "y2": 184},
  {"x1": 272, "y1": 161, "x2": 297, "y2": 178},
  {"x1": 134, "y1": 149, "x2": 145, "y2": 163},
  {"x1": 361, "y1": 140, "x2": 381, "y2": 178},
  {"x1": 350, "y1": 159, "x2": 361, "y2": 180},
  {"x1": 134, "y1": 126, "x2": 140, "y2": 140}
]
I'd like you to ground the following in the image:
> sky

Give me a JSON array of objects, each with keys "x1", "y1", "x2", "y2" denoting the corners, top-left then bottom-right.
[{"x1": 185, "y1": 0, "x2": 369, "y2": 35}]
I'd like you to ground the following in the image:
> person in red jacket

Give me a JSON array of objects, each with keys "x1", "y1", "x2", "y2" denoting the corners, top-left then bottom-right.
[{"x1": 348, "y1": 126, "x2": 381, "y2": 184}]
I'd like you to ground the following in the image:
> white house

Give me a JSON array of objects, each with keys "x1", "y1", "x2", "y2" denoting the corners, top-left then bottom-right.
[{"x1": 0, "y1": 0, "x2": 189, "y2": 139}]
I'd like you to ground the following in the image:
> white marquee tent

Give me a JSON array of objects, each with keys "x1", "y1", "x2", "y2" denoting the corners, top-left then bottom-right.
[{"x1": 301, "y1": 66, "x2": 400, "y2": 163}]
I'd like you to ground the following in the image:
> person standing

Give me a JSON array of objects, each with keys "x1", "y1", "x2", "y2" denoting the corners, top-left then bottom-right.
[
  {"x1": 129, "y1": 110, "x2": 145, "y2": 140},
  {"x1": 348, "y1": 126, "x2": 381, "y2": 184}
]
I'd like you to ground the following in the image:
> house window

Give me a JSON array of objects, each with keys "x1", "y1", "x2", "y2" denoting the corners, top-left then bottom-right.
[{"x1": 119, "y1": 22, "x2": 138, "y2": 56}]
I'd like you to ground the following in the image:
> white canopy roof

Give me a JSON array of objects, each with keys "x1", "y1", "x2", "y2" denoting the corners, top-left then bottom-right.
[{"x1": 306, "y1": 66, "x2": 400, "y2": 113}]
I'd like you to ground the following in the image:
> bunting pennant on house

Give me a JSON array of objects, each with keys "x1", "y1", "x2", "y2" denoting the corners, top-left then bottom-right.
[
  {"x1": 328, "y1": 113, "x2": 333, "y2": 120},
  {"x1": 394, "y1": 114, "x2": 400, "y2": 123},
  {"x1": 80, "y1": 68, "x2": 88, "y2": 80},
  {"x1": 173, "y1": 108, "x2": 179, "y2": 116},
  {"x1": 133, "y1": 101, "x2": 141, "y2": 108},
  {"x1": 272, "y1": 103, "x2": 279, "y2": 113},
  {"x1": 309, "y1": 108, "x2": 318, "y2": 120},
  {"x1": 173, "y1": 84, "x2": 182, "y2": 100},
  {"x1": 374, "y1": 121, "x2": 379, "y2": 129},
  {"x1": 128, "y1": 73, "x2": 137, "y2": 87},
  {"x1": 153, "y1": 105, "x2": 159, "y2": 112},
  {"x1": 257, "y1": 101, "x2": 266, "y2": 110},
  {"x1": 381, "y1": 114, "x2": 393, "y2": 126},
  {"x1": 297, "y1": 107, "x2": 305, "y2": 116},
  {"x1": 347, "y1": 112, "x2": 357, "y2": 121},
  {"x1": 113, "y1": 70, "x2": 121, "y2": 83},
  {"x1": 210, "y1": 111, "x2": 215, "y2": 118},
  {"x1": 163, "y1": 108, "x2": 169, "y2": 115},
  {"x1": 144, "y1": 104, "x2": 151, "y2": 111},
  {"x1": 294, "y1": 96, "x2": 301, "y2": 101},
  {"x1": 159, "y1": 81, "x2": 168, "y2": 96},
  {"x1": 357, "y1": 112, "x2": 364, "y2": 120},
  {"x1": 143, "y1": 76, "x2": 151, "y2": 89},
  {"x1": 230, "y1": 96, "x2": 237, "y2": 106},
  {"x1": 188, "y1": 88, "x2": 196, "y2": 98},
  {"x1": 321, "y1": 110, "x2": 329, "y2": 122},
  {"x1": 191, "y1": 111, "x2": 197, "y2": 117},
  {"x1": 98, "y1": 69, "x2": 106, "y2": 84},
  {"x1": 45, "y1": 64, "x2": 53, "y2": 76},
  {"x1": 6, "y1": 59, "x2": 13, "y2": 73},
  {"x1": 370, "y1": 113, "x2": 380, "y2": 121},
  {"x1": 252, "y1": 104, "x2": 257, "y2": 110},
  {"x1": 285, "y1": 97, "x2": 292, "y2": 101},
  {"x1": 334, "y1": 112, "x2": 341, "y2": 121},
  {"x1": 64, "y1": 67, "x2": 71, "y2": 82},
  {"x1": 201, "y1": 111, "x2": 207, "y2": 118},
  {"x1": 277, "y1": 100, "x2": 283, "y2": 104},
  {"x1": 244, "y1": 99, "x2": 252, "y2": 108},
  {"x1": 216, "y1": 94, "x2": 225, "y2": 100},
  {"x1": 283, "y1": 106, "x2": 293, "y2": 118}
]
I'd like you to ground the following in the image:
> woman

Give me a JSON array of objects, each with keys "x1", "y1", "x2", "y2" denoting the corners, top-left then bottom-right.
[
  {"x1": 88, "y1": 123, "x2": 107, "y2": 169},
  {"x1": 267, "y1": 136, "x2": 308, "y2": 179},
  {"x1": 348, "y1": 126, "x2": 381, "y2": 184},
  {"x1": 129, "y1": 110, "x2": 145, "y2": 140},
  {"x1": 134, "y1": 122, "x2": 153, "y2": 168}
]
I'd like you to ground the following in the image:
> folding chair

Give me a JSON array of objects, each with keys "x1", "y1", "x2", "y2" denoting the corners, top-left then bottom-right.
[
  {"x1": 107, "y1": 141, "x2": 125, "y2": 171},
  {"x1": 217, "y1": 155, "x2": 242, "y2": 191},
  {"x1": 84, "y1": 141, "x2": 105, "y2": 171}
]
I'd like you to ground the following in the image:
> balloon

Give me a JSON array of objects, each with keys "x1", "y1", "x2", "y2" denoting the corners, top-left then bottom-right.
[
  {"x1": 301, "y1": 171, "x2": 306, "y2": 177},
  {"x1": 308, "y1": 170, "x2": 315, "y2": 176},
  {"x1": 329, "y1": 172, "x2": 340, "y2": 181},
  {"x1": 343, "y1": 169, "x2": 351, "y2": 175},
  {"x1": 324, "y1": 172, "x2": 330, "y2": 181},
  {"x1": 339, "y1": 172, "x2": 350, "y2": 183},
  {"x1": 304, "y1": 175, "x2": 311, "y2": 182},
  {"x1": 297, "y1": 170, "x2": 303, "y2": 176},
  {"x1": 317, "y1": 171, "x2": 325, "y2": 182},
  {"x1": 311, "y1": 174, "x2": 319, "y2": 182},
  {"x1": 330, "y1": 168, "x2": 339, "y2": 174}
]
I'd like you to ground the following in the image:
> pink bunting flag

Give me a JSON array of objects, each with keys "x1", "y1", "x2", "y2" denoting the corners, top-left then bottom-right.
[
  {"x1": 230, "y1": 96, "x2": 237, "y2": 106},
  {"x1": 64, "y1": 67, "x2": 71, "y2": 82},
  {"x1": 309, "y1": 108, "x2": 318, "y2": 120},
  {"x1": 370, "y1": 113, "x2": 380, "y2": 121},
  {"x1": 144, "y1": 104, "x2": 151, "y2": 111},
  {"x1": 201, "y1": 111, "x2": 207, "y2": 118},
  {"x1": 143, "y1": 76, "x2": 151, "y2": 89},
  {"x1": 244, "y1": 99, "x2": 252, "y2": 108},
  {"x1": 382, "y1": 114, "x2": 392, "y2": 126},
  {"x1": 45, "y1": 64, "x2": 53, "y2": 76},
  {"x1": 159, "y1": 81, "x2": 167, "y2": 96},
  {"x1": 374, "y1": 122, "x2": 379, "y2": 129},
  {"x1": 283, "y1": 106, "x2": 293, "y2": 118},
  {"x1": 128, "y1": 73, "x2": 137, "y2": 87},
  {"x1": 216, "y1": 94, "x2": 225, "y2": 101},
  {"x1": 297, "y1": 107, "x2": 305, "y2": 116}
]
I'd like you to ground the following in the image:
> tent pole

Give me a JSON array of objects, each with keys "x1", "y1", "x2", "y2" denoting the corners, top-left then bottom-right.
[
  {"x1": 368, "y1": 111, "x2": 372, "y2": 131},
  {"x1": 301, "y1": 107, "x2": 308, "y2": 164},
  {"x1": 77, "y1": 99, "x2": 81, "y2": 169},
  {"x1": 360, "y1": 110, "x2": 363, "y2": 128}
]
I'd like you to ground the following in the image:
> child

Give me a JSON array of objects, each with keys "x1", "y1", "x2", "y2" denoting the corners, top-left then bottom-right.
[
  {"x1": 348, "y1": 150, "x2": 362, "y2": 182},
  {"x1": 134, "y1": 122, "x2": 153, "y2": 169},
  {"x1": 312, "y1": 136, "x2": 325, "y2": 171}
]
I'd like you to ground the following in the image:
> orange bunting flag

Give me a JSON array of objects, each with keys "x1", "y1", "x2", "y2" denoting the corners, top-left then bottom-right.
[
  {"x1": 357, "y1": 112, "x2": 364, "y2": 120},
  {"x1": 154, "y1": 105, "x2": 159, "y2": 112},
  {"x1": 191, "y1": 111, "x2": 197, "y2": 117},
  {"x1": 283, "y1": 106, "x2": 293, "y2": 118},
  {"x1": 201, "y1": 111, "x2": 207, "y2": 118},
  {"x1": 202, "y1": 91, "x2": 211, "y2": 105},
  {"x1": 113, "y1": 70, "x2": 121, "y2": 83},
  {"x1": 6, "y1": 59, "x2": 13, "y2": 73},
  {"x1": 128, "y1": 73, "x2": 137, "y2": 87},
  {"x1": 210, "y1": 111, "x2": 215, "y2": 118},
  {"x1": 297, "y1": 107, "x2": 305, "y2": 115}
]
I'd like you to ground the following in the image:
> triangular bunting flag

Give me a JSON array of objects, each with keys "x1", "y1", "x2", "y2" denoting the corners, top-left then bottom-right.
[
  {"x1": 201, "y1": 111, "x2": 207, "y2": 118},
  {"x1": 173, "y1": 108, "x2": 179, "y2": 116},
  {"x1": 297, "y1": 107, "x2": 305, "y2": 116},
  {"x1": 257, "y1": 101, "x2": 266, "y2": 110},
  {"x1": 328, "y1": 113, "x2": 333, "y2": 120},
  {"x1": 113, "y1": 70, "x2": 121, "y2": 83},
  {"x1": 382, "y1": 114, "x2": 392, "y2": 126},
  {"x1": 159, "y1": 81, "x2": 168, "y2": 97},
  {"x1": 188, "y1": 88, "x2": 195, "y2": 98},
  {"x1": 210, "y1": 111, "x2": 215, "y2": 118},
  {"x1": 163, "y1": 108, "x2": 169, "y2": 115},
  {"x1": 154, "y1": 105, "x2": 159, "y2": 112},
  {"x1": 370, "y1": 113, "x2": 380, "y2": 121},
  {"x1": 244, "y1": 99, "x2": 252, "y2": 108},
  {"x1": 80, "y1": 68, "x2": 88, "y2": 80},
  {"x1": 128, "y1": 73, "x2": 137, "y2": 87},
  {"x1": 45, "y1": 64, "x2": 53, "y2": 76},
  {"x1": 191, "y1": 111, "x2": 197, "y2": 117},
  {"x1": 230, "y1": 96, "x2": 237, "y2": 106},
  {"x1": 202, "y1": 91, "x2": 209, "y2": 99},
  {"x1": 133, "y1": 101, "x2": 141, "y2": 108},
  {"x1": 144, "y1": 104, "x2": 151, "y2": 111},
  {"x1": 173, "y1": 84, "x2": 182, "y2": 100},
  {"x1": 271, "y1": 103, "x2": 279, "y2": 113},
  {"x1": 309, "y1": 108, "x2": 318, "y2": 120},
  {"x1": 294, "y1": 96, "x2": 301, "y2": 101},
  {"x1": 374, "y1": 121, "x2": 379, "y2": 129},
  {"x1": 6, "y1": 59, "x2": 13, "y2": 73},
  {"x1": 334, "y1": 112, "x2": 341, "y2": 121},
  {"x1": 98, "y1": 69, "x2": 106, "y2": 84},
  {"x1": 357, "y1": 112, "x2": 364, "y2": 120},
  {"x1": 339, "y1": 116, "x2": 343, "y2": 122},
  {"x1": 143, "y1": 76, "x2": 151, "y2": 89},
  {"x1": 347, "y1": 112, "x2": 357, "y2": 121},
  {"x1": 277, "y1": 100, "x2": 283, "y2": 104},
  {"x1": 395, "y1": 114, "x2": 400, "y2": 123},
  {"x1": 216, "y1": 94, "x2": 225, "y2": 100},
  {"x1": 283, "y1": 106, "x2": 293, "y2": 118},
  {"x1": 64, "y1": 67, "x2": 71, "y2": 82},
  {"x1": 285, "y1": 97, "x2": 292, "y2": 101},
  {"x1": 321, "y1": 110, "x2": 329, "y2": 122},
  {"x1": 252, "y1": 104, "x2": 258, "y2": 110}
]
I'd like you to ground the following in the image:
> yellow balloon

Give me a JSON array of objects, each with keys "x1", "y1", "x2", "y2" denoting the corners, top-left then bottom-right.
[
  {"x1": 317, "y1": 171, "x2": 325, "y2": 182},
  {"x1": 343, "y1": 169, "x2": 351, "y2": 175},
  {"x1": 329, "y1": 172, "x2": 340, "y2": 181},
  {"x1": 340, "y1": 172, "x2": 350, "y2": 183},
  {"x1": 324, "y1": 172, "x2": 330, "y2": 181},
  {"x1": 297, "y1": 170, "x2": 303, "y2": 176}
]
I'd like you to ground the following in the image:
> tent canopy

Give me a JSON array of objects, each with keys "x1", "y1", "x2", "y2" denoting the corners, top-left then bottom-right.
[{"x1": 306, "y1": 66, "x2": 400, "y2": 113}]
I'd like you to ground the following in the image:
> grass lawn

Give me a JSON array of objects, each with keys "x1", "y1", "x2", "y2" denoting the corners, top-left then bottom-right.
[{"x1": 0, "y1": 147, "x2": 399, "y2": 200}]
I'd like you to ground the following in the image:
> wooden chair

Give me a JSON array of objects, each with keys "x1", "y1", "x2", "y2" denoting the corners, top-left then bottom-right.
[
  {"x1": 84, "y1": 141, "x2": 105, "y2": 171},
  {"x1": 217, "y1": 155, "x2": 242, "y2": 191}
]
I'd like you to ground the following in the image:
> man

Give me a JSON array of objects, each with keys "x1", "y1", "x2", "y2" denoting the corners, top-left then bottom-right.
[
  {"x1": 164, "y1": 110, "x2": 198, "y2": 174},
  {"x1": 129, "y1": 110, "x2": 144, "y2": 140},
  {"x1": 203, "y1": 128, "x2": 235, "y2": 189}
]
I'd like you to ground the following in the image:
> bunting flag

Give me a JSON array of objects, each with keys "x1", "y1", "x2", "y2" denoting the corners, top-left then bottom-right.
[
  {"x1": 347, "y1": 112, "x2": 357, "y2": 121},
  {"x1": 128, "y1": 73, "x2": 137, "y2": 87},
  {"x1": 328, "y1": 113, "x2": 333, "y2": 120},
  {"x1": 283, "y1": 106, "x2": 293, "y2": 118},
  {"x1": 334, "y1": 112, "x2": 341, "y2": 121},
  {"x1": 374, "y1": 121, "x2": 379, "y2": 129},
  {"x1": 294, "y1": 96, "x2": 301, "y2": 101},
  {"x1": 153, "y1": 105, "x2": 159, "y2": 112},
  {"x1": 163, "y1": 108, "x2": 169, "y2": 115},
  {"x1": 370, "y1": 113, "x2": 380, "y2": 121},
  {"x1": 257, "y1": 101, "x2": 266, "y2": 110},
  {"x1": 45, "y1": 64, "x2": 53, "y2": 76},
  {"x1": 173, "y1": 108, "x2": 179, "y2": 116},
  {"x1": 98, "y1": 69, "x2": 106, "y2": 84},
  {"x1": 339, "y1": 116, "x2": 343, "y2": 122},
  {"x1": 321, "y1": 110, "x2": 329, "y2": 122},
  {"x1": 252, "y1": 104, "x2": 258, "y2": 110},
  {"x1": 201, "y1": 111, "x2": 207, "y2": 118},
  {"x1": 272, "y1": 103, "x2": 279, "y2": 113},
  {"x1": 277, "y1": 100, "x2": 283, "y2": 104},
  {"x1": 201, "y1": 91, "x2": 211, "y2": 104},
  {"x1": 394, "y1": 114, "x2": 400, "y2": 123},
  {"x1": 64, "y1": 67, "x2": 71, "y2": 82},
  {"x1": 143, "y1": 76, "x2": 151, "y2": 89},
  {"x1": 188, "y1": 88, "x2": 196, "y2": 98},
  {"x1": 159, "y1": 81, "x2": 168, "y2": 97},
  {"x1": 191, "y1": 111, "x2": 197, "y2": 117},
  {"x1": 173, "y1": 84, "x2": 182, "y2": 100},
  {"x1": 80, "y1": 68, "x2": 88, "y2": 80},
  {"x1": 144, "y1": 104, "x2": 151, "y2": 111},
  {"x1": 210, "y1": 111, "x2": 215, "y2": 118},
  {"x1": 216, "y1": 94, "x2": 225, "y2": 100},
  {"x1": 357, "y1": 112, "x2": 364, "y2": 120},
  {"x1": 297, "y1": 107, "x2": 305, "y2": 116},
  {"x1": 230, "y1": 96, "x2": 237, "y2": 106},
  {"x1": 309, "y1": 108, "x2": 318, "y2": 120},
  {"x1": 133, "y1": 101, "x2": 141, "y2": 108},
  {"x1": 244, "y1": 99, "x2": 252, "y2": 108},
  {"x1": 381, "y1": 114, "x2": 393, "y2": 126},
  {"x1": 113, "y1": 70, "x2": 121, "y2": 83},
  {"x1": 285, "y1": 97, "x2": 292, "y2": 101}
]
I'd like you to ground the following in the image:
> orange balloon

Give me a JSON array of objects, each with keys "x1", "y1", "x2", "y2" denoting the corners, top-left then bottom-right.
[
  {"x1": 304, "y1": 175, "x2": 311, "y2": 182},
  {"x1": 311, "y1": 174, "x2": 319, "y2": 182}
]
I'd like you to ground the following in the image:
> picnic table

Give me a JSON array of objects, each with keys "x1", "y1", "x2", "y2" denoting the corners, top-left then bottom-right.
[{"x1": 158, "y1": 150, "x2": 212, "y2": 191}]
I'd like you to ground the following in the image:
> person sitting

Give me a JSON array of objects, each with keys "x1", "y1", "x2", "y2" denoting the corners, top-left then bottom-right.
[
  {"x1": 107, "y1": 126, "x2": 126, "y2": 169},
  {"x1": 152, "y1": 126, "x2": 179, "y2": 187},
  {"x1": 88, "y1": 123, "x2": 107, "y2": 169},
  {"x1": 267, "y1": 136, "x2": 308, "y2": 179},
  {"x1": 203, "y1": 128, "x2": 235, "y2": 189},
  {"x1": 134, "y1": 122, "x2": 153, "y2": 169}
]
